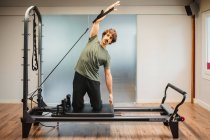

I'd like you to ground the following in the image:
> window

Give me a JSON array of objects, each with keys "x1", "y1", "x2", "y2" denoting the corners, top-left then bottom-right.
[
  {"x1": 42, "y1": 15, "x2": 137, "y2": 103},
  {"x1": 202, "y1": 11, "x2": 210, "y2": 80}
]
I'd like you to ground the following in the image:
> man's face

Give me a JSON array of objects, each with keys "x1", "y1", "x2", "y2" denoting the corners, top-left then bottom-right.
[{"x1": 101, "y1": 32, "x2": 113, "y2": 46}]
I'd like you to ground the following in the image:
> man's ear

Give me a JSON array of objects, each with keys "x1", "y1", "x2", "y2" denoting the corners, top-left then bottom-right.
[{"x1": 109, "y1": 39, "x2": 113, "y2": 44}]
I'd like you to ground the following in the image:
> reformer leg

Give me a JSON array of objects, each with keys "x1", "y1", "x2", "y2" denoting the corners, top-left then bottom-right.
[
  {"x1": 29, "y1": 110, "x2": 42, "y2": 126},
  {"x1": 163, "y1": 121, "x2": 169, "y2": 126},
  {"x1": 160, "y1": 112, "x2": 169, "y2": 126},
  {"x1": 21, "y1": 111, "x2": 34, "y2": 138},
  {"x1": 33, "y1": 122, "x2": 40, "y2": 126},
  {"x1": 169, "y1": 121, "x2": 178, "y2": 138},
  {"x1": 22, "y1": 122, "x2": 32, "y2": 138},
  {"x1": 32, "y1": 112, "x2": 42, "y2": 126}
]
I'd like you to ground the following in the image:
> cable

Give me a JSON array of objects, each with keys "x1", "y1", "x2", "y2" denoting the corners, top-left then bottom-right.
[
  {"x1": 28, "y1": 94, "x2": 48, "y2": 111},
  {"x1": 28, "y1": 27, "x2": 89, "y2": 98}
]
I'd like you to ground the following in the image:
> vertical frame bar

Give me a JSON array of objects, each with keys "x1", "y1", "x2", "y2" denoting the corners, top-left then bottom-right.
[{"x1": 22, "y1": 6, "x2": 42, "y2": 138}]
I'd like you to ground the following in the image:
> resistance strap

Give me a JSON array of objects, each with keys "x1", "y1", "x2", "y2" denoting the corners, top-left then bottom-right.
[
  {"x1": 32, "y1": 13, "x2": 39, "y2": 71},
  {"x1": 92, "y1": 7, "x2": 114, "y2": 23}
]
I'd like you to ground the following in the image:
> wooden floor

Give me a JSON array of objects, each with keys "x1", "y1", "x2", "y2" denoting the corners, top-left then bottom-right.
[{"x1": 0, "y1": 103, "x2": 210, "y2": 140}]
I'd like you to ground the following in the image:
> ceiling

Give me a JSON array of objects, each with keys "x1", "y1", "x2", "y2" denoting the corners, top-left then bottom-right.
[{"x1": 0, "y1": 0, "x2": 193, "y2": 7}]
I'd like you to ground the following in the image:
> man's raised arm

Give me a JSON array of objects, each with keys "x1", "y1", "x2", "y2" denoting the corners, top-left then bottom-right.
[{"x1": 89, "y1": 1, "x2": 120, "y2": 38}]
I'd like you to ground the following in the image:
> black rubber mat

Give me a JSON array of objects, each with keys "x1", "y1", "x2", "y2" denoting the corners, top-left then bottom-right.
[{"x1": 52, "y1": 104, "x2": 114, "y2": 117}]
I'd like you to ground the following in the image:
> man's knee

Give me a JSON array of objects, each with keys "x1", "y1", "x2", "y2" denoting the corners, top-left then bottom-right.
[
  {"x1": 73, "y1": 107, "x2": 83, "y2": 112},
  {"x1": 72, "y1": 103, "x2": 84, "y2": 112},
  {"x1": 92, "y1": 101, "x2": 102, "y2": 111}
]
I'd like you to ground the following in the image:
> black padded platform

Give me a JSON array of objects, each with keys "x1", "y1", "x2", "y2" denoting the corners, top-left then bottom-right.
[{"x1": 52, "y1": 104, "x2": 114, "y2": 117}]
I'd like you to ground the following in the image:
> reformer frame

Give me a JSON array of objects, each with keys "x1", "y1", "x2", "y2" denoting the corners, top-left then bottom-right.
[{"x1": 21, "y1": 6, "x2": 187, "y2": 139}]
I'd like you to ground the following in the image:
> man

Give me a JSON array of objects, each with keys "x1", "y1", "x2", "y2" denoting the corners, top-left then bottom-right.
[{"x1": 72, "y1": 1, "x2": 120, "y2": 112}]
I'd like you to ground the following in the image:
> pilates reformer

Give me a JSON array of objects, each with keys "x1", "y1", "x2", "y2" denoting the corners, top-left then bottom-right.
[{"x1": 21, "y1": 6, "x2": 187, "y2": 139}]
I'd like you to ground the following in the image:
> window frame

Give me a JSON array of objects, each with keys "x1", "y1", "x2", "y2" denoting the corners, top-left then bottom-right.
[{"x1": 202, "y1": 11, "x2": 210, "y2": 80}]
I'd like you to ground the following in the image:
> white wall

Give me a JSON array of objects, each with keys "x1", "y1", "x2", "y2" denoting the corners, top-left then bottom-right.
[
  {"x1": 137, "y1": 15, "x2": 192, "y2": 103},
  {"x1": 0, "y1": 15, "x2": 38, "y2": 103},
  {"x1": 0, "y1": 6, "x2": 191, "y2": 103},
  {"x1": 0, "y1": 16, "x2": 23, "y2": 102},
  {"x1": 195, "y1": 0, "x2": 210, "y2": 111}
]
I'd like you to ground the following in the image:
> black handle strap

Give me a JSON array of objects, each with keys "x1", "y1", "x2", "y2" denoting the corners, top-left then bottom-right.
[
  {"x1": 92, "y1": 7, "x2": 115, "y2": 23},
  {"x1": 32, "y1": 12, "x2": 39, "y2": 71}
]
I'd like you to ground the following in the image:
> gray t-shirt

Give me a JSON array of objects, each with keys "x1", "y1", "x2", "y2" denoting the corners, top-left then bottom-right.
[{"x1": 75, "y1": 35, "x2": 111, "y2": 81}]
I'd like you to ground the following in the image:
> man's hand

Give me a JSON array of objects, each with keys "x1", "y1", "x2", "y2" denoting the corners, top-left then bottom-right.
[
  {"x1": 106, "y1": 1, "x2": 120, "y2": 12},
  {"x1": 94, "y1": 1, "x2": 120, "y2": 24},
  {"x1": 109, "y1": 93, "x2": 113, "y2": 105}
]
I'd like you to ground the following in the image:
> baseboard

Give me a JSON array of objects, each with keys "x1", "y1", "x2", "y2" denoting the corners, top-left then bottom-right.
[
  {"x1": 194, "y1": 98, "x2": 210, "y2": 111},
  {"x1": 0, "y1": 99, "x2": 21, "y2": 103}
]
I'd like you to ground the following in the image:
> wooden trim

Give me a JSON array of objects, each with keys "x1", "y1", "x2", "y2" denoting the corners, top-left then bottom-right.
[{"x1": 191, "y1": 15, "x2": 195, "y2": 103}]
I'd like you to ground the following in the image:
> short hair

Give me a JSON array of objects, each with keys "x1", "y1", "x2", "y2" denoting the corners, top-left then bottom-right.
[{"x1": 102, "y1": 28, "x2": 117, "y2": 44}]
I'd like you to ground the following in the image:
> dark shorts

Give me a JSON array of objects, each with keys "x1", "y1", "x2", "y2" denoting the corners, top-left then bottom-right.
[{"x1": 72, "y1": 72, "x2": 102, "y2": 112}]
